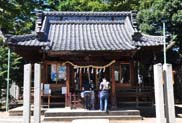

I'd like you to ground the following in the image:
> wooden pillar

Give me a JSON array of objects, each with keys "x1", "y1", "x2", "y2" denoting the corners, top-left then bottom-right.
[
  {"x1": 80, "y1": 69, "x2": 82, "y2": 90},
  {"x1": 130, "y1": 60, "x2": 135, "y2": 85},
  {"x1": 41, "y1": 63, "x2": 45, "y2": 84},
  {"x1": 111, "y1": 64, "x2": 117, "y2": 109},
  {"x1": 95, "y1": 69, "x2": 99, "y2": 90},
  {"x1": 66, "y1": 64, "x2": 70, "y2": 107}
]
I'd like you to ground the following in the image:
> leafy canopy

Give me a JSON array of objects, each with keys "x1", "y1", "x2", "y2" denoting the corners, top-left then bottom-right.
[
  {"x1": 48, "y1": 0, "x2": 109, "y2": 11},
  {"x1": 109, "y1": 0, "x2": 140, "y2": 11},
  {"x1": 0, "y1": 0, "x2": 47, "y2": 34},
  {"x1": 138, "y1": 0, "x2": 182, "y2": 52}
]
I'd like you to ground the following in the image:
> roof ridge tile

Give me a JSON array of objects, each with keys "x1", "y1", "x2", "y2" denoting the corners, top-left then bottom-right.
[{"x1": 43, "y1": 11, "x2": 132, "y2": 16}]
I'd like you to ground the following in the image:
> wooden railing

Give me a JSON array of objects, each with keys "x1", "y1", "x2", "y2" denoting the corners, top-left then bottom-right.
[
  {"x1": 116, "y1": 86, "x2": 154, "y2": 107},
  {"x1": 70, "y1": 92, "x2": 83, "y2": 109},
  {"x1": 41, "y1": 84, "x2": 65, "y2": 108}
]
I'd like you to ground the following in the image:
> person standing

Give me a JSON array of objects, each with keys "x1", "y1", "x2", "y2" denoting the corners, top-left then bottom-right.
[
  {"x1": 82, "y1": 84, "x2": 91, "y2": 110},
  {"x1": 99, "y1": 78, "x2": 110, "y2": 112}
]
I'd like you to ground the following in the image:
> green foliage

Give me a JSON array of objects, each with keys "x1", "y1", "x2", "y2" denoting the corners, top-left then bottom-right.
[
  {"x1": 138, "y1": 0, "x2": 182, "y2": 51},
  {"x1": 139, "y1": 0, "x2": 154, "y2": 10},
  {"x1": 57, "y1": 0, "x2": 109, "y2": 11},
  {"x1": 0, "y1": 0, "x2": 46, "y2": 34},
  {"x1": 0, "y1": 36, "x2": 23, "y2": 104},
  {"x1": 0, "y1": 36, "x2": 3, "y2": 45},
  {"x1": 109, "y1": 0, "x2": 140, "y2": 11},
  {"x1": 0, "y1": 47, "x2": 23, "y2": 88},
  {"x1": 47, "y1": 0, "x2": 60, "y2": 10}
]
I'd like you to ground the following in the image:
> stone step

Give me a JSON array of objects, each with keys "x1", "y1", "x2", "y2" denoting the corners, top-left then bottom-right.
[
  {"x1": 44, "y1": 109, "x2": 140, "y2": 117},
  {"x1": 9, "y1": 110, "x2": 24, "y2": 116},
  {"x1": 9, "y1": 110, "x2": 45, "y2": 116},
  {"x1": 44, "y1": 115, "x2": 142, "y2": 121},
  {"x1": 8, "y1": 106, "x2": 46, "y2": 116}
]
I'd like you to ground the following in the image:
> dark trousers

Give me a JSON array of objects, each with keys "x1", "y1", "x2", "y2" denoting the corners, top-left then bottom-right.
[{"x1": 84, "y1": 91, "x2": 91, "y2": 110}]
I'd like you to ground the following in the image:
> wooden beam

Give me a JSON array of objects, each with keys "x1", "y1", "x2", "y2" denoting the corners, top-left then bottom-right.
[
  {"x1": 130, "y1": 60, "x2": 135, "y2": 86},
  {"x1": 46, "y1": 51, "x2": 136, "y2": 61},
  {"x1": 47, "y1": 50, "x2": 135, "y2": 56}
]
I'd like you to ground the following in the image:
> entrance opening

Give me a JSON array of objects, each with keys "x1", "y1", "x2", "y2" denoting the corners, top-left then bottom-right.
[
  {"x1": 70, "y1": 67, "x2": 110, "y2": 91},
  {"x1": 70, "y1": 66, "x2": 110, "y2": 109}
]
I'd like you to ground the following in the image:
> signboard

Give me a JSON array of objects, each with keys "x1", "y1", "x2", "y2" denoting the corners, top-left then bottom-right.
[
  {"x1": 58, "y1": 66, "x2": 66, "y2": 81},
  {"x1": 62, "y1": 87, "x2": 66, "y2": 94},
  {"x1": 51, "y1": 64, "x2": 57, "y2": 81}
]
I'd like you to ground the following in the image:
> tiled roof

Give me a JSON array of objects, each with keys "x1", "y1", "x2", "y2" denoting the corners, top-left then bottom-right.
[
  {"x1": 6, "y1": 11, "x2": 164, "y2": 51},
  {"x1": 48, "y1": 18, "x2": 135, "y2": 51},
  {"x1": 133, "y1": 33, "x2": 164, "y2": 47},
  {"x1": 7, "y1": 34, "x2": 49, "y2": 47}
]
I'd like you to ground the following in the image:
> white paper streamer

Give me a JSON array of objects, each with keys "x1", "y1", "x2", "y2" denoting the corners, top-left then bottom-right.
[
  {"x1": 96, "y1": 69, "x2": 99, "y2": 74},
  {"x1": 91, "y1": 68, "x2": 94, "y2": 74}
]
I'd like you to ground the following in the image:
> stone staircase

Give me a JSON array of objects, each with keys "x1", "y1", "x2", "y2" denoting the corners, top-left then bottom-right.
[
  {"x1": 9, "y1": 107, "x2": 143, "y2": 121},
  {"x1": 8, "y1": 106, "x2": 46, "y2": 116},
  {"x1": 43, "y1": 108, "x2": 142, "y2": 121}
]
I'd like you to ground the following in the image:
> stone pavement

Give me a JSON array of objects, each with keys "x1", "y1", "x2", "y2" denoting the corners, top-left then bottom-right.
[
  {"x1": 1, "y1": 105, "x2": 182, "y2": 123},
  {"x1": 0, "y1": 114, "x2": 182, "y2": 123}
]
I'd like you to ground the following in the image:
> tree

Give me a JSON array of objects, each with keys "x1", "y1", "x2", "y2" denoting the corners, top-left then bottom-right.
[
  {"x1": 137, "y1": 0, "x2": 182, "y2": 100},
  {"x1": 0, "y1": 36, "x2": 23, "y2": 106},
  {"x1": 0, "y1": 0, "x2": 47, "y2": 34},
  {"x1": 138, "y1": 0, "x2": 182, "y2": 51},
  {"x1": 57, "y1": 0, "x2": 109, "y2": 11},
  {"x1": 109, "y1": 0, "x2": 140, "y2": 11}
]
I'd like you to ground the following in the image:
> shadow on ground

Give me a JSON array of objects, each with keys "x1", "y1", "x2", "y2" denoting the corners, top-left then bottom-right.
[
  {"x1": 118, "y1": 104, "x2": 182, "y2": 118},
  {"x1": 138, "y1": 105, "x2": 182, "y2": 118}
]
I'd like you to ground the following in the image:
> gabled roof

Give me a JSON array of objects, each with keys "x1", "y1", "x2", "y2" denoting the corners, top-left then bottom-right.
[{"x1": 7, "y1": 11, "x2": 163, "y2": 51}]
